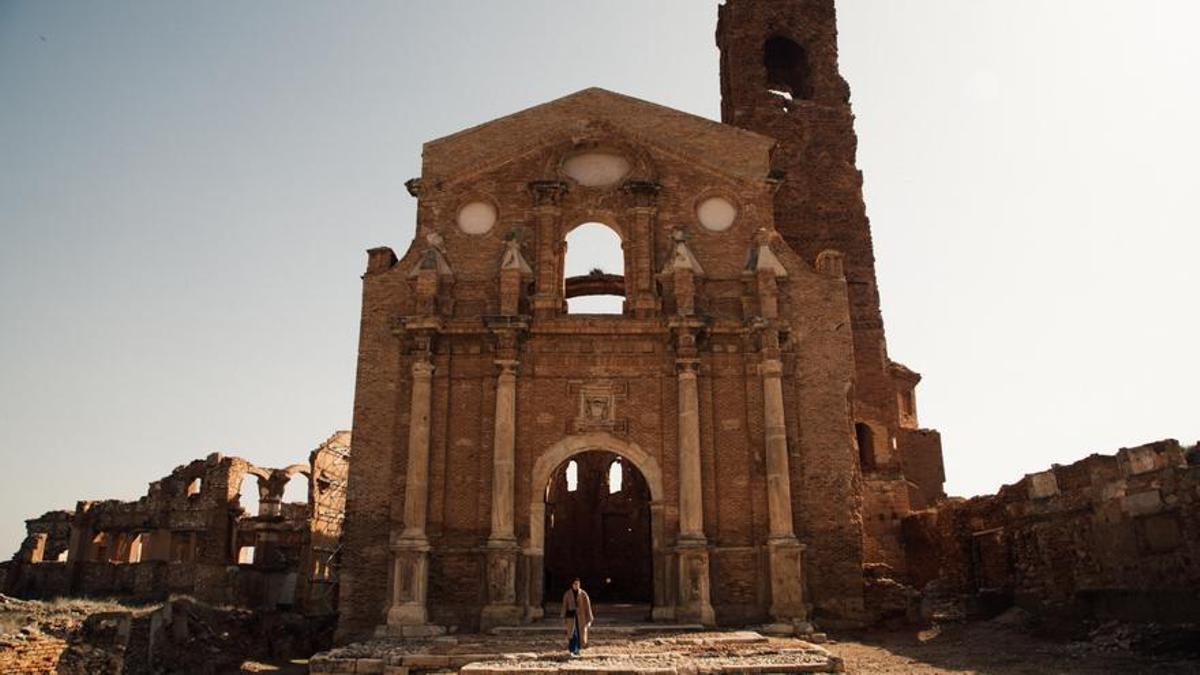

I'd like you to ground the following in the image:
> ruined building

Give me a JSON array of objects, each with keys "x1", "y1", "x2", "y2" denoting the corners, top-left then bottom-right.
[
  {"x1": 905, "y1": 440, "x2": 1200, "y2": 623},
  {"x1": 336, "y1": 0, "x2": 945, "y2": 639},
  {"x1": 2, "y1": 432, "x2": 350, "y2": 616}
]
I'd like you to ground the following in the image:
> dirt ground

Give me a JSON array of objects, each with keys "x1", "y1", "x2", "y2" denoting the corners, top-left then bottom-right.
[{"x1": 829, "y1": 621, "x2": 1200, "y2": 675}]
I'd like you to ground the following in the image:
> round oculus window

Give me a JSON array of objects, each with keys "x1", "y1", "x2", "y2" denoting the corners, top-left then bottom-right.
[
  {"x1": 696, "y1": 197, "x2": 737, "y2": 232},
  {"x1": 456, "y1": 201, "x2": 497, "y2": 235},
  {"x1": 562, "y1": 152, "x2": 631, "y2": 187}
]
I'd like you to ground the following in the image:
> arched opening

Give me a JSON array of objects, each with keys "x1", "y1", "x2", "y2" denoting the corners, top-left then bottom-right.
[
  {"x1": 544, "y1": 451, "x2": 651, "y2": 606},
  {"x1": 763, "y1": 35, "x2": 813, "y2": 102},
  {"x1": 127, "y1": 533, "x2": 146, "y2": 563},
  {"x1": 282, "y1": 472, "x2": 308, "y2": 508},
  {"x1": 186, "y1": 477, "x2": 202, "y2": 497},
  {"x1": 239, "y1": 473, "x2": 261, "y2": 516},
  {"x1": 564, "y1": 222, "x2": 625, "y2": 315},
  {"x1": 856, "y1": 422, "x2": 876, "y2": 473},
  {"x1": 90, "y1": 532, "x2": 110, "y2": 562}
]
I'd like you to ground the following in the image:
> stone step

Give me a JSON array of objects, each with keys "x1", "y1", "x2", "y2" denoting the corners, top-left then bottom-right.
[{"x1": 490, "y1": 623, "x2": 706, "y2": 636}]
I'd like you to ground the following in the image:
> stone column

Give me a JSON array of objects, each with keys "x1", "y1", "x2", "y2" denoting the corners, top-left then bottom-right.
[
  {"x1": 384, "y1": 358, "x2": 443, "y2": 636},
  {"x1": 760, "y1": 356, "x2": 810, "y2": 631},
  {"x1": 481, "y1": 358, "x2": 522, "y2": 629},
  {"x1": 677, "y1": 361, "x2": 705, "y2": 541},
  {"x1": 675, "y1": 359, "x2": 715, "y2": 625}
]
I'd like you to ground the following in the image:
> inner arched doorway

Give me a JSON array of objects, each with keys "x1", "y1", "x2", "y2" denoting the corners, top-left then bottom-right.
[{"x1": 543, "y1": 451, "x2": 652, "y2": 604}]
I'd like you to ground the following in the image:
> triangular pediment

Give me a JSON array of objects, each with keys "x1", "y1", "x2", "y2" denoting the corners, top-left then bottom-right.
[{"x1": 422, "y1": 88, "x2": 776, "y2": 185}]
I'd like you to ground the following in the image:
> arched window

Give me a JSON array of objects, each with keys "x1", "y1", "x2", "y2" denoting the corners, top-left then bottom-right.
[
  {"x1": 565, "y1": 460, "x2": 579, "y2": 492},
  {"x1": 608, "y1": 460, "x2": 623, "y2": 494},
  {"x1": 564, "y1": 222, "x2": 624, "y2": 314},
  {"x1": 856, "y1": 422, "x2": 876, "y2": 473},
  {"x1": 239, "y1": 474, "x2": 260, "y2": 516},
  {"x1": 763, "y1": 36, "x2": 813, "y2": 101},
  {"x1": 186, "y1": 477, "x2": 202, "y2": 497},
  {"x1": 282, "y1": 473, "x2": 308, "y2": 505}
]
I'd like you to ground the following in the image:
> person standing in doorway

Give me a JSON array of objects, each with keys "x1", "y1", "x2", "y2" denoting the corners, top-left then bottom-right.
[{"x1": 561, "y1": 577, "x2": 594, "y2": 656}]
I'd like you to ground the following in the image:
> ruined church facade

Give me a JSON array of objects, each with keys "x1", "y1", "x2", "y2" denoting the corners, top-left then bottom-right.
[{"x1": 337, "y1": 0, "x2": 944, "y2": 639}]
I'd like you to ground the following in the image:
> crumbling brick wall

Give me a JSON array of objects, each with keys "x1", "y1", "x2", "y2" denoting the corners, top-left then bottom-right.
[
  {"x1": 0, "y1": 629, "x2": 68, "y2": 674},
  {"x1": 4, "y1": 433, "x2": 349, "y2": 617},
  {"x1": 904, "y1": 439, "x2": 1200, "y2": 622}
]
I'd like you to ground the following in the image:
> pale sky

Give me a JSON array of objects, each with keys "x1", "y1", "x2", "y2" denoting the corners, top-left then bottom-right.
[{"x1": 1, "y1": 1, "x2": 1197, "y2": 555}]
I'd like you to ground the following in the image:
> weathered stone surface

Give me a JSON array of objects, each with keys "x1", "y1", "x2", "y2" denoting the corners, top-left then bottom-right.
[
  {"x1": 3, "y1": 432, "x2": 350, "y2": 616},
  {"x1": 904, "y1": 439, "x2": 1200, "y2": 623}
]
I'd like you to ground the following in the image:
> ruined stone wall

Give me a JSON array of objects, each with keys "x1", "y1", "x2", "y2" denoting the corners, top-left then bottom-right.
[
  {"x1": 898, "y1": 429, "x2": 946, "y2": 510},
  {"x1": 0, "y1": 628, "x2": 68, "y2": 674},
  {"x1": 4, "y1": 434, "x2": 349, "y2": 618},
  {"x1": 903, "y1": 440, "x2": 1200, "y2": 623}
]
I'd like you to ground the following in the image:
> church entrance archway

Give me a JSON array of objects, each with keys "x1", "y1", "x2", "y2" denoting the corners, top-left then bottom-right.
[
  {"x1": 527, "y1": 432, "x2": 669, "y2": 622},
  {"x1": 543, "y1": 451, "x2": 652, "y2": 604}
]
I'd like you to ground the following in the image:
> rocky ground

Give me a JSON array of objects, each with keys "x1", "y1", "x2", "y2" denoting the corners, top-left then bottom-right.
[
  {"x1": 0, "y1": 593, "x2": 333, "y2": 674},
  {"x1": 7, "y1": 594, "x2": 1199, "y2": 673},
  {"x1": 830, "y1": 610, "x2": 1200, "y2": 674}
]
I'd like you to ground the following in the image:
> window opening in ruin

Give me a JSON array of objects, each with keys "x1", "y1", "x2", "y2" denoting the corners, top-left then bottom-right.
[
  {"x1": 564, "y1": 222, "x2": 624, "y2": 315},
  {"x1": 91, "y1": 532, "x2": 109, "y2": 562},
  {"x1": 238, "y1": 545, "x2": 256, "y2": 565},
  {"x1": 128, "y1": 533, "x2": 145, "y2": 563},
  {"x1": 565, "y1": 460, "x2": 579, "y2": 492},
  {"x1": 239, "y1": 474, "x2": 261, "y2": 516},
  {"x1": 282, "y1": 472, "x2": 308, "y2": 506},
  {"x1": 544, "y1": 451, "x2": 652, "y2": 604},
  {"x1": 763, "y1": 35, "x2": 813, "y2": 104},
  {"x1": 856, "y1": 422, "x2": 877, "y2": 473},
  {"x1": 56, "y1": 550, "x2": 69, "y2": 562},
  {"x1": 900, "y1": 389, "x2": 915, "y2": 416},
  {"x1": 186, "y1": 477, "x2": 202, "y2": 497},
  {"x1": 608, "y1": 460, "x2": 623, "y2": 494}
]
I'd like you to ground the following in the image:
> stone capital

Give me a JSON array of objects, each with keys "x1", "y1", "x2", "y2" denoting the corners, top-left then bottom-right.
[
  {"x1": 675, "y1": 359, "x2": 700, "y2": 378},
  {"x1": 411, "y1": 360, "x2": 435, "y2": 379},
  {"x1": 760, "y1": 358, "x2": 784, "y2": 378}
]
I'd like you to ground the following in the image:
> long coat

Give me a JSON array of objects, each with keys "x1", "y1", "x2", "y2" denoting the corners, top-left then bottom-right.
[{"x1": 561, "y1": 587, "x2": 594, "y2": 639}]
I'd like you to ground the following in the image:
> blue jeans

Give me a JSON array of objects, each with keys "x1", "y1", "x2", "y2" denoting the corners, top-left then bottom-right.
[{"x1": 568, "y1": 623, "x2": 580, "y2": 655}]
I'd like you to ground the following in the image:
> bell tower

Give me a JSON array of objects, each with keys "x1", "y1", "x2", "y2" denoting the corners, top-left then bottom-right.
[
  {"x1": 718, "y1": 0, "x2": 895, "y2": 457},
  {"x1": 718, "y1": 0, "x2": 947, "y2": 581}
]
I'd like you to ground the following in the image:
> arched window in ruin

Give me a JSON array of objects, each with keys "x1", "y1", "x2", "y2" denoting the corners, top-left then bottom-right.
[
  {"x1": 763, "y1": 35, "x2": 813, "y2": 102},
  {"x1": 608, "y1": 460, "x2": 623, "y2": 494},
  {"x1": 127, "y1": 533, "x2": 146, "y2": 563},
  {"x1": 186, "y1": 477, "x2": 202, "y2": 497},
  {"x1": 564, "y1": 222, "x2": 624, "y2": 314},
  {"x1": 90, "y1": 532, "x2": 110, "y2": 562},
  {"x1": 238, "y1": 473, "x2": 261, "y2": 516},
  {"x1": 282, "y1": 472, "x2": 308, "y2": 506},
  {"x1": 565, "y1": 460, "x2": 579, "y2": 492},
  {"x1": 856, "y1": 422, "x2": 876, "y2": 473}
]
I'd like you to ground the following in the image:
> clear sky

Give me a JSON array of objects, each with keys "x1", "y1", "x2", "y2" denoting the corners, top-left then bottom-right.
[{"x1": 2, "y1": 1, "x2": 1197, "y2": 555}]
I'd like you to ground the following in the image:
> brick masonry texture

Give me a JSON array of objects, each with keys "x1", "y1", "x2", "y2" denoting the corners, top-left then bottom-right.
[
  {"x1": 904, "y1": 440, "x2": 1200, "y2": 623},
  {"x1": 337, "y1": 0, "x2": 948, "y2": 640},
  {"x1": 2, "y1": 432, "x2": 350, "y2": 617}
]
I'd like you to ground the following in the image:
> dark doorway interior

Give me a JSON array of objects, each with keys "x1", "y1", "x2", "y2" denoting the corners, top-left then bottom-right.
[{"x1": 544, "y1": 451, "x2": 652, "y2": 604}]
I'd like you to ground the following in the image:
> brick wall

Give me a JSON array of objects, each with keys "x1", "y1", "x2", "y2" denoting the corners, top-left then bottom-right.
[
  {"x1": 0, "y1": 629, "x2": 67, "y2": 674},
  {"x1": 904, "y1": 440, "x2": 1200, "y2": 622}
]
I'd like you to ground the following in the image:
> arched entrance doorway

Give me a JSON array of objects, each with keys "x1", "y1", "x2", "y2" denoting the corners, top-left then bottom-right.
[
  {"x1": 527, "y1": 432, "x2": 669, "y2": 623},
  {"x1": 543, "y1": 451, "x2": 652, "y2": 604}
]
